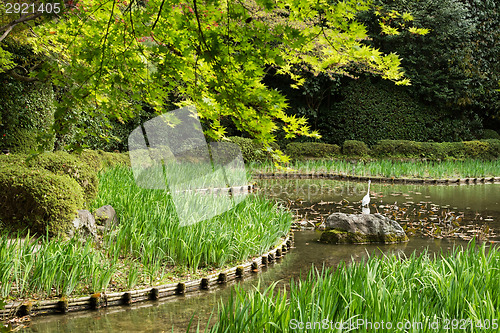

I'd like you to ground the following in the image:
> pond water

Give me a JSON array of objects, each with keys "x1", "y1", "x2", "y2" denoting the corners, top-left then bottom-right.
[
  {"x1": 20, "y1": 180, "x2": 500, "y2": 332},
  {"x1": 258, "y1": 179, "x2": 500, "y2": 240}
]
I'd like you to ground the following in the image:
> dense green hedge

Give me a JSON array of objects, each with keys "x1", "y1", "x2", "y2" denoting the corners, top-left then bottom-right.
[
  {"x1": 0, "y1": 166, "x2": 84, "y2": 237},
  {"x1": 0, "y1": 76, "x2": 56, "y2": 153},
  {"x1": 227, "y1": 137, "x2": 500, "y2": 161},
  {"x1": 286, "y1": 142, "x2": 340, "y2": 159},
  {"x1": 372, "y1": 139, "x2": 500, "y2": 160},
  {"x1": 317, "y1": 78, "x2": 481, "y2": 146}
]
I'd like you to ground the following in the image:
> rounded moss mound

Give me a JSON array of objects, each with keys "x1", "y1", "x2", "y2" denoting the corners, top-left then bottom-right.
[
  {"x1": 26, "y1": 152, "x2": 98, "y2": 202},
  {"x1": 0, "y1": 166, "x2": 84, "y2": 237},
  {"x1": 0, "y1": 151, "x2": 98, "y2": 202}
]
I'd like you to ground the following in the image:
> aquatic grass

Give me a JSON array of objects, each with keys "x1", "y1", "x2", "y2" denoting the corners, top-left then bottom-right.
[
  {"x1": 0, "y1": 232, "x2": 117, "y2": 299},
  {"x1": 249, "y1": 159, "x2": 500, "y2": 179},
  {"x1": 91, "y1": 165, "x2": 291, "y2": 274},
  {"x1": 208, "y1": 242, "x2": 500, "y2": 332}
]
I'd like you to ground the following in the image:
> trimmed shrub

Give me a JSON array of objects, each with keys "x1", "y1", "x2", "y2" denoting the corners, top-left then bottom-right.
[
  {"x1": 0, "y1": 152, "x2": 98, "y2": 202},
  {"x1": 28, "y1": 152, "x2": 98, "y2": 202},
  {"x1": 482, "y1": 129, "x2": 500, "y2": 140},
  {"x1": 228, "y1": 137, "x2": 279, "y2": 162},
  {"x1": 286, "y1": 142, "x2": 340, "y2": 159},
  {"x1": 98, "y1": 151, "x2": 131, "y2": 168},
  {"x1": 372, "y1": 140, "x2": 448, "y2": 160},
  {"x1": 418, "y1": 142, "x2": 448, "y2": 160},
  {"x1": 483, "y1": 139, "x2": 500, "y2": 159},
  {"x1": 342, "y1": 140, "x2": 369, "y2": 156},
  {"x1": 371, "y1": 139, "x2": 500, "y2": 160},
  {"x1": 0, "y1": 166, "x2": 84, "y2": 237},
  {"x1": 372, "y1": 140, "x2": 420, "y2": 157},
  {"x1": 462, "y1": 141, "x2": 490, "y2": 159},
  {"x1": 74, "y1": 149, "x2": 103, "y2": 172}
]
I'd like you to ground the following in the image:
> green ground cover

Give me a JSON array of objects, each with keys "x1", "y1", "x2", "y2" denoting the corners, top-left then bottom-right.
[
  {"x1": 0, "y1": 166, "x2": 291, "y2": 300},
  {"x1": 249, "y1": 159, "x2": 500, "y2": 179},
  {"x1": 206, "y1": 242, "x2": 500, "y2": 333}
]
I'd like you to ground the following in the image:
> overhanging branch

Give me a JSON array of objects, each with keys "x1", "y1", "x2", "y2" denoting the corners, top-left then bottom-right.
[{"x1": 0, "y1": 12, "x2": 44, "y2": 42}]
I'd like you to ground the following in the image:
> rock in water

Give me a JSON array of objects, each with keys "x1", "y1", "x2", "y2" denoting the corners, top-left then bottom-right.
[{"x1": 320, "y1": 213, "x2": 408, "y2": 244}]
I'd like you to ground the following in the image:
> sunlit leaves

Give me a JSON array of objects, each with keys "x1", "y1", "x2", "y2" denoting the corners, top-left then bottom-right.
[
  {"x1": 379, "y1": 22, "x2": 400, "y2": 35},
  {"x1": 408, "y1": 26, "x2": 430, "y2": 35},
  {"x1": 5, "y1": 0, "x2": 416, "y2": 158}
]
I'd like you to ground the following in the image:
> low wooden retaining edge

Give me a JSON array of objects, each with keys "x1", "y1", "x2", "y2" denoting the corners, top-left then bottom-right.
[
  {"x1": 0, "y1": 232, "x2": 293, "y2": 319},
  {"x1": 253, "y1": 173, "x2": 500, "y2": 184},
  {"x1": 172, "y1": 184, "x2": 254, "y2": 195}
]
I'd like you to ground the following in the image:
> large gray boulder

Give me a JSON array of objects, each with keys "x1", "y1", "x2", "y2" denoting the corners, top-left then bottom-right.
[
  {"x1": 320, "y1": 213, "x2": 408, "y2": 244},
  {"x1": 94, "y1": 205, "x2": 119, "y2": 230},
  {"x1": 69, "y1": 210, "x2": 98, "y2": 241}
]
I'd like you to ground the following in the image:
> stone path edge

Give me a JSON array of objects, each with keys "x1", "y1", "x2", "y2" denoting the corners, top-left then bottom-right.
[
  {"x1": 1, "y1": 231, "x2": 293, "y2": 319},
  {"x1": 253, "y1": 173, "x2": 500, "y2": 184}
]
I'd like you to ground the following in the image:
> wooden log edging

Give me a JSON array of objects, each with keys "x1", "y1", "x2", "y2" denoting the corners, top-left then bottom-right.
[
  {"x1": 0, "y1": 232, "x2": 293, "y2": 319},
  {"x1": 172, "y1": 184, "x2": 255, "y2": 195},
  {"x1": 253, "y1": 173, "x2": 500, "y2": 185}
]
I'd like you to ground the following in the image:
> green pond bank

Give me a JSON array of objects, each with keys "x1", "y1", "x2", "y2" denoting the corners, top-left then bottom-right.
[
  {"x1": 0, "y1": 166, "x2": 292, "y2": 317},
  {"x1": 248, "y1": 159, "x2": 500, "y2": 180}
]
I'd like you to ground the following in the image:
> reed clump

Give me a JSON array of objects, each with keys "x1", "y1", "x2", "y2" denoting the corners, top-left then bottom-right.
[
  {"x1": 250, "y1": 159, "x2": 500, "y2": 179},
  {"x1": 208, "y1": 242, "x2": 500, "y2": 333}
]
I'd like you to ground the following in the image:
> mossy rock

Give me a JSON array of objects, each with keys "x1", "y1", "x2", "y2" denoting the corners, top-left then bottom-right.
[
  {"x1": 320, "y1": 212, "x2": 408, "y2": 244},
  {"x1": 320, "y1": 229, "x2": 408, "y2": 244},
  {"x1": 0, "y1": 166, "x2": 84, "y2": 237}
]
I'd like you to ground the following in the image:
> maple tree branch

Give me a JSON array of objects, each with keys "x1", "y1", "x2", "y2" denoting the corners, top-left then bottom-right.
[{"x1": 0, "y1": 12, "x2": 44, "y2": 42}]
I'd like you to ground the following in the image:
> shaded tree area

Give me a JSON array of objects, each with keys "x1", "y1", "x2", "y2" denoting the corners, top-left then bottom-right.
[
  {"x1": 1, "y1": 0, "x2": 497, "y2": 154},
  {"x1": 268, "y1": 0, "x2": 499, "y2": 146},
  {"x1": 363, "y1": 0, "x2": 500, "y2": 126}
]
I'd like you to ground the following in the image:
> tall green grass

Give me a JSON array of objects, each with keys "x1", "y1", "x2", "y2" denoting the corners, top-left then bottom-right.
[
  {"x1": 0, "y1": 232, "x2": 116, "y2": 299},
  {"x1": 0, "y1": 166, "x2": 291, "y2": 300},
  {"x1": 250, "y1": 159, "x2": 500, "y2": 178},
  {"x1": 208, "y1": 243, "x2": 500, "y2": 332},
  {"x1": 92, "y1": 166, "x2": 291, "y2": 273}
]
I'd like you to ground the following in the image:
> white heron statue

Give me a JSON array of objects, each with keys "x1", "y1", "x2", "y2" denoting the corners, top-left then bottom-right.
[{"x1": 361, "y1": 180, "x2": 371, "y2": 207}]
